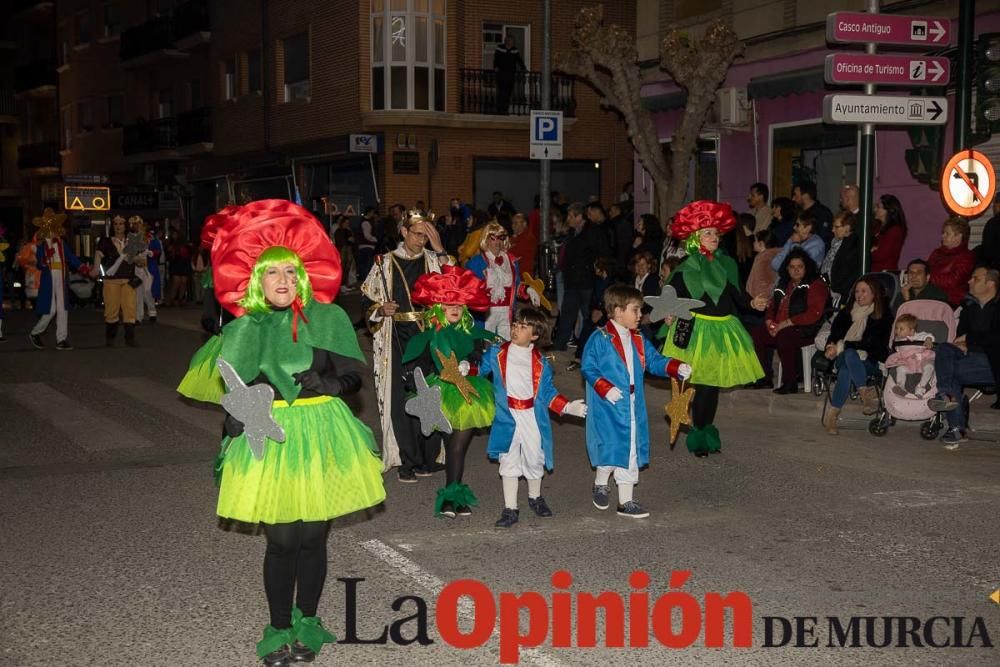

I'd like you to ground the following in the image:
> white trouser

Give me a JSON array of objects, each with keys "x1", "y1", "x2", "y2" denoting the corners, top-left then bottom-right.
[
  {"x1": 31, "y1": 269, "x2": 68, "y2": 342},
  {"x1": 485, "y1": 306, "x2": 511, "y2": 340},
  {"x1": 135, "y1": 267, "x2": 156, "y2": 320},
  {"x1": 498, "y1": 407, "x2": 545, "y2": 479},
  {"x1": 597, "y1": 394, "x2": 639, "y2": 484}
]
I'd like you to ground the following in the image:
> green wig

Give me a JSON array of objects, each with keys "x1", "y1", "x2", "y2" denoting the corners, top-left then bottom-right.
[
  {"x1": 238, "y1": 246, "x2": 313, "y2": 314},
  {"x1": 423, "y1": 303, "x2": 475, "y2": 332}
]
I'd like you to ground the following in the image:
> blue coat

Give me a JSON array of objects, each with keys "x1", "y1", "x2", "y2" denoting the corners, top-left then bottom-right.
[
  {"x1": 479, "y1": 342, "x2": 568, "y2": 471},
  {"x1": 35, "y1": 239, "x2": 83, "y2": 315},
  {"x1": 581, "y1": 322, "x2": 679, "y2": 468}
]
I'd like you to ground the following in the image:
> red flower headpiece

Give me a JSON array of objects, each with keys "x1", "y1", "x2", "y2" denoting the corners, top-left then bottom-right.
[
  {"x1": 411, "y1": 264, "x2": 491, "y2": 311},
  {"x1": 208, "y1": 199, "x2": 342, "y2": 317},
  {"x1": 670, "y1": 200, "x2": 736, "y2": 240}
]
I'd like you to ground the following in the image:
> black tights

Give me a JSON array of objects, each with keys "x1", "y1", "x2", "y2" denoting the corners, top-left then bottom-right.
[
  {"x1": 691, "y1": 385, "x2": 719, "y2": 428},
  {"x1": 445, "y1": 429, "x2": 474, "y2": 486},
  {"x1": 263, "y1": 520, "x2": 330, "y2": 629}
]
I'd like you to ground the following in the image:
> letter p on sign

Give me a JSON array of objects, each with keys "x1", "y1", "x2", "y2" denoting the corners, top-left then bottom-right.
[{"x1": 535, "y1": 116, "x2": 558, "y2": 142}]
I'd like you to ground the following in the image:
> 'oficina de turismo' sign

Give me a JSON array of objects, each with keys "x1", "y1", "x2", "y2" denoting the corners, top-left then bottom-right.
[{"x1": 824, "y1": 53, "x2": 950, "y2": 86}]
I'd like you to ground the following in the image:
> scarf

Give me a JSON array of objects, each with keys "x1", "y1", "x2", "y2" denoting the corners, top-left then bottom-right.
[
  {"x1": 837, "y1": 302, "x2": 874, "y2": 359},
  {"x1": 820, "y1": 237, "x2": 842, "y2": 277},
  {"x1": 485, "y1": 250, "x2": 513, "y2": 304}
]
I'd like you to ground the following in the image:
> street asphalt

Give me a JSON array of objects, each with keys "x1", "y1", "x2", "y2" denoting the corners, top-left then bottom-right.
[{"x1": 1, "y1": 296, "x2": 998, "y2": 666}]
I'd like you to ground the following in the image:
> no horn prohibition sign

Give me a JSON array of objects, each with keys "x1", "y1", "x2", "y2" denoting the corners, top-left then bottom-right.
[{"x1": 941, "y1": 150, "x2": 996, "y2": 218}]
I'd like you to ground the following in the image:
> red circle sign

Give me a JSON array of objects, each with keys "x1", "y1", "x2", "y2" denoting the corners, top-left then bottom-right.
[{"x1": 941, "y1": 150, "x2": 996, "y2": 217}]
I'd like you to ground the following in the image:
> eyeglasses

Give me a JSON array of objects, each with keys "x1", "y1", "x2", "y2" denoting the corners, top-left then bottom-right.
[{"x1": 488, "y1": 233, "x2": 508, "y2": 241}]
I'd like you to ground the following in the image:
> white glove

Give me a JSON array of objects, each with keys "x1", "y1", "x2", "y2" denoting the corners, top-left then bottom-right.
[
  {"x1": 526, "y1": 287, "x2": 541, "y2": 307},
  {"x1": 604, "y1": 387, "x2": 624, "y2": 405},
  {"x1": 562, "y1": 399, "x2": 587, "y2": 418},
  {"x1": 458, "y1": 360, "x2": 470, "y2": 376},
  {"x1": 676, "y1": 363, "x2": 692, "y2": 380}
]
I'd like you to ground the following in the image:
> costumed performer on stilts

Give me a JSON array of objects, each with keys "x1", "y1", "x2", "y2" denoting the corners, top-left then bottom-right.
[
  {"x1": 465, "y1": 221, "x2": 542, "y2": 340},
  {"x1": 402, "y1": 264, "x2": 497, "y2": 518},
  {"x1": 177, "y1": 199, "x2": 385, "y2": 667},
  {"x1": 658, "y1": 200, "x2": 764, "y2": 457}
]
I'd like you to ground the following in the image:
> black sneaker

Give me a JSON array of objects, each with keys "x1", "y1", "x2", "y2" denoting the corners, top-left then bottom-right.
[
  {"x1": 288, "y1": 639, "x2": 315, "y2": 663},
  {"x1": 422, "y1": 462, "x2": 446, "y2": 473},
  {"x1": 527, "y1": 496, "x2": 553, "y2": 517},
  {"x1": 55, "y1": 340, "x2": 73, "y2": 350},
  {"x1": 413, "y1": 467, "x2": 434, "y2": 477},
  {"x1": 29, "y1": 333, "x2": 45, "y2": 349},
  {"x1": 148, "y1": 316, "x2": 157, "y2": 324},
  {"x1": 592, "y1": 484, "x2": 610, "y2": 511},
  {"x1": 261, "y1": 644, "x2": 291, "y2": 667},
  {"x1": 438, "y1": 501, "x2": 456, "y2": 519},
  {"x1": 455, "y1": 504, "x2": 472, "y2": 516},
  {"x1": 616, "y1": 501, "x2": 650, "y2": 519},
  {"x1": 941, "y1": 428, "x2": 967, "y2": 450},
  {"x1": 397, "y1": 469, "x2": 417, "y2": 483},
  {"x1": 494, "y1": 508, "x2": 519, "y2": 528},
  {"x1": 928, "y1": 397, "x2": 960, "y2": 412},
  {"x1": 0, "y1": 335, "x2": 6, "y2": 343}
]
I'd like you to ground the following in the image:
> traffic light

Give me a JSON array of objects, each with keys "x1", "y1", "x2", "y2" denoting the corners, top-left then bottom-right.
[{"x1": 975, "y1": 32, "x2": 1000, "y2": 136}]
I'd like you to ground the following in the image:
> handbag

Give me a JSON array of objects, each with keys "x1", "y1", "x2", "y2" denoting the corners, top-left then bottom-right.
[
  {"x1": 672, "y1": 317, "x2": 695, "y2": 349},
  {"x1": 128, "y1": 275, "x2": 143, "y2": 289},
  {"x1": 811, "y1": 349, "x2": 835, "y2": 375}
]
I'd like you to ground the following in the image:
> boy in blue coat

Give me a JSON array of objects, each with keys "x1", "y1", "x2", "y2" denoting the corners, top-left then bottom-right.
[
  {"x1": 478, "y1": 307, "x2": 587, "y2": 528},
  {"x1": 581, "y1": 284, "x2": 691, "y2": 518}
]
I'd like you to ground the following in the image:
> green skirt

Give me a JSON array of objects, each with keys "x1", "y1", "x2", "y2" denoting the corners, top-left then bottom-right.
[
  {"x1": 660, "y1": 314, "x2": 763, "y2": 388},
  {"x1": 217, "y1": 396, "x2": 385, "y2": 525},
  {"x1": 426, "y1": 374, "x2": 495, "y2": 431}
]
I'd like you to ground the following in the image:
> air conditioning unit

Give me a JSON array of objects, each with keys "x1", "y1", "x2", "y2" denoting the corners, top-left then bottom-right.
[{"x1": 715, "y1": 87, "x2": 749, "y2": 127}]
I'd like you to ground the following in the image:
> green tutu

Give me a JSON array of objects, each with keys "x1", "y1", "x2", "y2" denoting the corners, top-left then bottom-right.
[
  {"x1": 660, "y1": 314, "x2": 763, "y2": 388},
  {"x1": 426, "y1": 374, "x2": 495, "y2": 430},
  {"x1": 217, "y1": 396, "x2": 385, "y2": 525}
]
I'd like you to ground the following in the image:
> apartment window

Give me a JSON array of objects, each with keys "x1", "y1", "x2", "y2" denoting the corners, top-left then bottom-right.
[
  {"x1": 157, "y1": 88, "x2": 174, "y2": 118},
  {"x1": 371, "y1": 0, "x2": 445, "y2": 111},
  {"x1": 106, "y1": 94, "x2": 123, "y2": 128},
  {"x1": 78, "y1": 100, "x2": 94, "y2": 133},
  {"x1": 223, "y1": 57, "x2": 237, "y2": 101},
  {"x1": 103, "y1": 3, "x2": 121, "y2": 38},
  {"x1": 188, "y1": 79, "x2": 202, "y2": 110},
  {"x1": 76, "y1": 10, "x2": 91, "y2": 46},
  {"x1": 61, "y1": 107, "x2": 72, "y2": 150},
  {"x1": 247, "y1": 49, "x2": 262, "y2": 95},
  {"x1": 482, "y1": 23, "x2": 530, "y2": 69},
  {"x1": 282, "y1": 32, "x2": 310, "y2": 102}
]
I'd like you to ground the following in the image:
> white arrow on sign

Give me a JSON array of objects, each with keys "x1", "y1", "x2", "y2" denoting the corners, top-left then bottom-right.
[
  {"x1": 928, "y1": 60, "x2": 945, "y2": 83},
  {"x1": 929, "y1": 20, "x2": 946, "y2": 42}
]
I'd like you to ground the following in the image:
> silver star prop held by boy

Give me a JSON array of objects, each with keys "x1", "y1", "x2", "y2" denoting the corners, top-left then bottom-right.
[
  {"x1": 644, "y1": 285, "x2": 706, "y2": 323},
  {"x1": 217, "y1": 358, "x2": 286, "y2": 460},
  {"x1": 404, "y1": 367, "x2": 453, "y2": 436}
]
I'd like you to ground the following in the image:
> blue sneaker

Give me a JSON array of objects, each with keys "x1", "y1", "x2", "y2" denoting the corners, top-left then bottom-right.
[
  {"x1": 494, "y1": 508, "x2": 519, "y2": 528},
  {"x1": 940, "y1": 428, "x2": 967, "y2": 449},
  {"x1": 616, "y1": 501, "x2": 650, "y2": 519},
  {"x1": 592, "y1": 485, "x2": 610, "y2": 511}
]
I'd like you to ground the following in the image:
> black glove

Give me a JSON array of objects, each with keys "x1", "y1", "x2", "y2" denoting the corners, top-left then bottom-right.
[
  {"x1": 292, "y1": 370, "x2": 362, "y2": 397},
  {"x1": 223, "y1": 414, "x2": 244, "y2": 438}
]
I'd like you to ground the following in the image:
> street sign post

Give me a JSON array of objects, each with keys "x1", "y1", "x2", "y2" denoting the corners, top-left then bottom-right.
[
  {"x1": 941, "y1": 150, "x2": 996, "y2": 218},
  {"x1": 64, "y1": 186, "x2": 111, "y2": 212},
  {"x1": 824, "y1": 53, "x2": 950, "y2": 86},
  {"x1": 824, "y1": 94, "x2": 948, "y2": 126},
  {"x1": 827, "y1": 12, "x2": 952, "y2": 46},
  {"x1": 530, "y1": 110, "x2": 563, "y2": 160}
]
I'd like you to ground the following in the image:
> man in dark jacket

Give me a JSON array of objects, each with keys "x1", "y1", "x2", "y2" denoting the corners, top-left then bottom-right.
[
  {"x1": 553, "y1": 202, "x2": 606, "y2": 350},
  {"x1": 891, "y1": 259, "x2": 950, "y2": 311},
  {"x1": 493, "y1": 35, "x2": 525, "y2": 114},
  {"x1": 792, "y1": 181, "x2": 834, "y2": 247},
  {"x1": 929, "y1": 267, "x2": 1000, "y2": 447}
]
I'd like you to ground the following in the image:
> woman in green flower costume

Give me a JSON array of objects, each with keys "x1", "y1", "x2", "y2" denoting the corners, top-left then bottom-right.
[
  {"x1": 659, "y1": 200, "x2": 764, "y2": 457},
  {"x1": 178, "y1": 199, "x2": 385, "y2": 666},
  {"x1": 403, "y1": 264, "x2": 496, "y2": 518}
]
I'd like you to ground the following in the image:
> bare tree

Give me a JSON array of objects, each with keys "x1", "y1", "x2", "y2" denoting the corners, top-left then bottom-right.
[{"x1": 556, "y1": 5, "x2": 743, "y2": 218}]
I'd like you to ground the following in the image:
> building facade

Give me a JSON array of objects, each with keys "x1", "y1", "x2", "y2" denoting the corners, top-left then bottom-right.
[
  {"x1": 638, "y1": 0, "x2": 1000, "y2": 269},
  {"x1": 43, "y1": 0, "x2": 635, "y2": 244}
]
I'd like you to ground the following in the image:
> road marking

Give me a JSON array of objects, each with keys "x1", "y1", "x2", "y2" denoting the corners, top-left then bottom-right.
[
  {"x1": 99, "y1": 377, "x2": 221, "y2": 436},
  {"x1": 863, "y1": 488, "x2": 994, "y2": 508},
  {"x1": 0, "y1": 382, "x2": 156, "y2": 452},
  {"x1": 360, "y1": 538, "x2": 563, "y2": 667}
]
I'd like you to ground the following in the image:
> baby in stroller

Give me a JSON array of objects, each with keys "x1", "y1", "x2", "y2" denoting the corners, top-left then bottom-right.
[{"x1": 879, "y1": 300, "x2": 956, "y2": 428}]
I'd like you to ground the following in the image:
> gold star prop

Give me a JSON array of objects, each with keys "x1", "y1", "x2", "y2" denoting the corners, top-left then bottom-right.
[
  {"x1": 664, "y1": 378, "x2": 694, "y2": 447},
  {"x1": 32, "y1": 207, "x2": 67, "y2": 239},
  {"x1": 521, "y1": 272, "x2": 556, "y2": 315},
  {"x1": 435, "y1": 348, "x2": 480, "y2": 404}
]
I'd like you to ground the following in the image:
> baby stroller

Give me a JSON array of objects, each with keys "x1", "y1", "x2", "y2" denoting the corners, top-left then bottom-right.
[{"x1": 868, "y1": 299, "x2": 956, "y2": 437}]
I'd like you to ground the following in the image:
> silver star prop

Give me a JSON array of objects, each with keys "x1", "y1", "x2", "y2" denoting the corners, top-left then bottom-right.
[
  {"x1": 217, "y1": 358, "x2": 286, "y2": 460},
  {"x1": 122, "y1": 232, "x2": 147, "y2": 261},
  {"x1": 404, "y1": 367, "x2": 453, "y2": 437},
  {"x1": 644, "y1": 285, "x2": 705, "y2": 323}
]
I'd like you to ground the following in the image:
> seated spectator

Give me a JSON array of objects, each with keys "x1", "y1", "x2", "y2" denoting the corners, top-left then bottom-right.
[
  {"x1": 821, "y1": 276, "x2": 892, "y2": 434},
  {"x1": 891, "y1": 258, "x2": 949, "y2": 311},
  {"x1": 871, "y1": 194, "x2": 907, "y2": 273},
  {"x1": 749, "y1": 248, "x2": 830, "y2": 393},
  {"x1": 928, "y1": 216, "x2": 977, "y2": 307},
  {"x1": 821, "y1": 211, "x2": 862, "y2": 303},
  {"x1": 976, "y1": 196, "x2": 1000, "y2": 270},
  {"x1": 928, "y1": 267, "x2": 1000, "y2": 447},
  {"x1": 792, "y1": 181, "x2": 834, "y2": 246},
  {"x1": 771, "y1": 208, "x2": 826, "y2": 272},
  {"x1": 746, "y1": 228, "x2": 781, "y2": 307},
  {"x1": 769, "y1": 197, "x2": 797, "y2": 247}
]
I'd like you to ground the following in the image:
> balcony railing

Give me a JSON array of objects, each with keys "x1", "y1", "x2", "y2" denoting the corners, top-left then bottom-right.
[
  {"x1": 15, "y1": 62, "x2": 57, "y2": 93},
  {"x1": 459, "y1": 69, "x2": 576, "y2": 117},
  {"x1": 123, "y1": 117, "x2": 177, "y2": 155},
  {"x1": 0, "y1": 90, "x2": 17, "y2": 117},
  {"x1": 177, "y1": 107, "x2": 212, "y2": 145},
  {"x1": 120, "y1": 14, "x2": 174, "y2": 61},
  {"x1": 17, "y1": 141, "x2": 60, "y2": 170},
  {"x1": 172, "y1": 0, "x2": 210, "y2": 44}
]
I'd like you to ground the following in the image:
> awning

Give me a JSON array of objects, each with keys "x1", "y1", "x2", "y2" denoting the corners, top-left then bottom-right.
[
  {"x1": 642, "y1": 90, "x2": 687, "y2": 112},
  {"x1": 747, "y1": 66, "x2": 825, "y2": 100}
]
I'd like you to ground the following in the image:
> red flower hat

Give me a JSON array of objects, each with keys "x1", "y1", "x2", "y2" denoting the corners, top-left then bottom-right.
[
  {"x1": 208, "y1": 199, "x2": 342, "y2": 316},
  {"x1": 670, "y1": 200, "x2": 736, "y2": 240},
  {"x1": 411, "y1": 264, "x2": 491, "y2": 311}
]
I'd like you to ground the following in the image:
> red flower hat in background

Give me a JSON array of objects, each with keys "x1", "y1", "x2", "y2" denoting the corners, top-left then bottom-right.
[
  {"x1": 670, "y1": 200, "x2": 736, "y2": 240},
  {"x1": 411, "y1": 264, "x2": 491, "y2": 310}
]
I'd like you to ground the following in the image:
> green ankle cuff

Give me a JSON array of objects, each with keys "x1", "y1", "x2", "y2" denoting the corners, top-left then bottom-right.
[
  {"x1": 435, "y1": 482, "x2": 479, "y2": 514},
  {"x1": 256, "y1": 625, "x2": 294, "y2": 658},
  {"x1": 291, "y1": 607, "x2": 337, "y2": 654}
]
